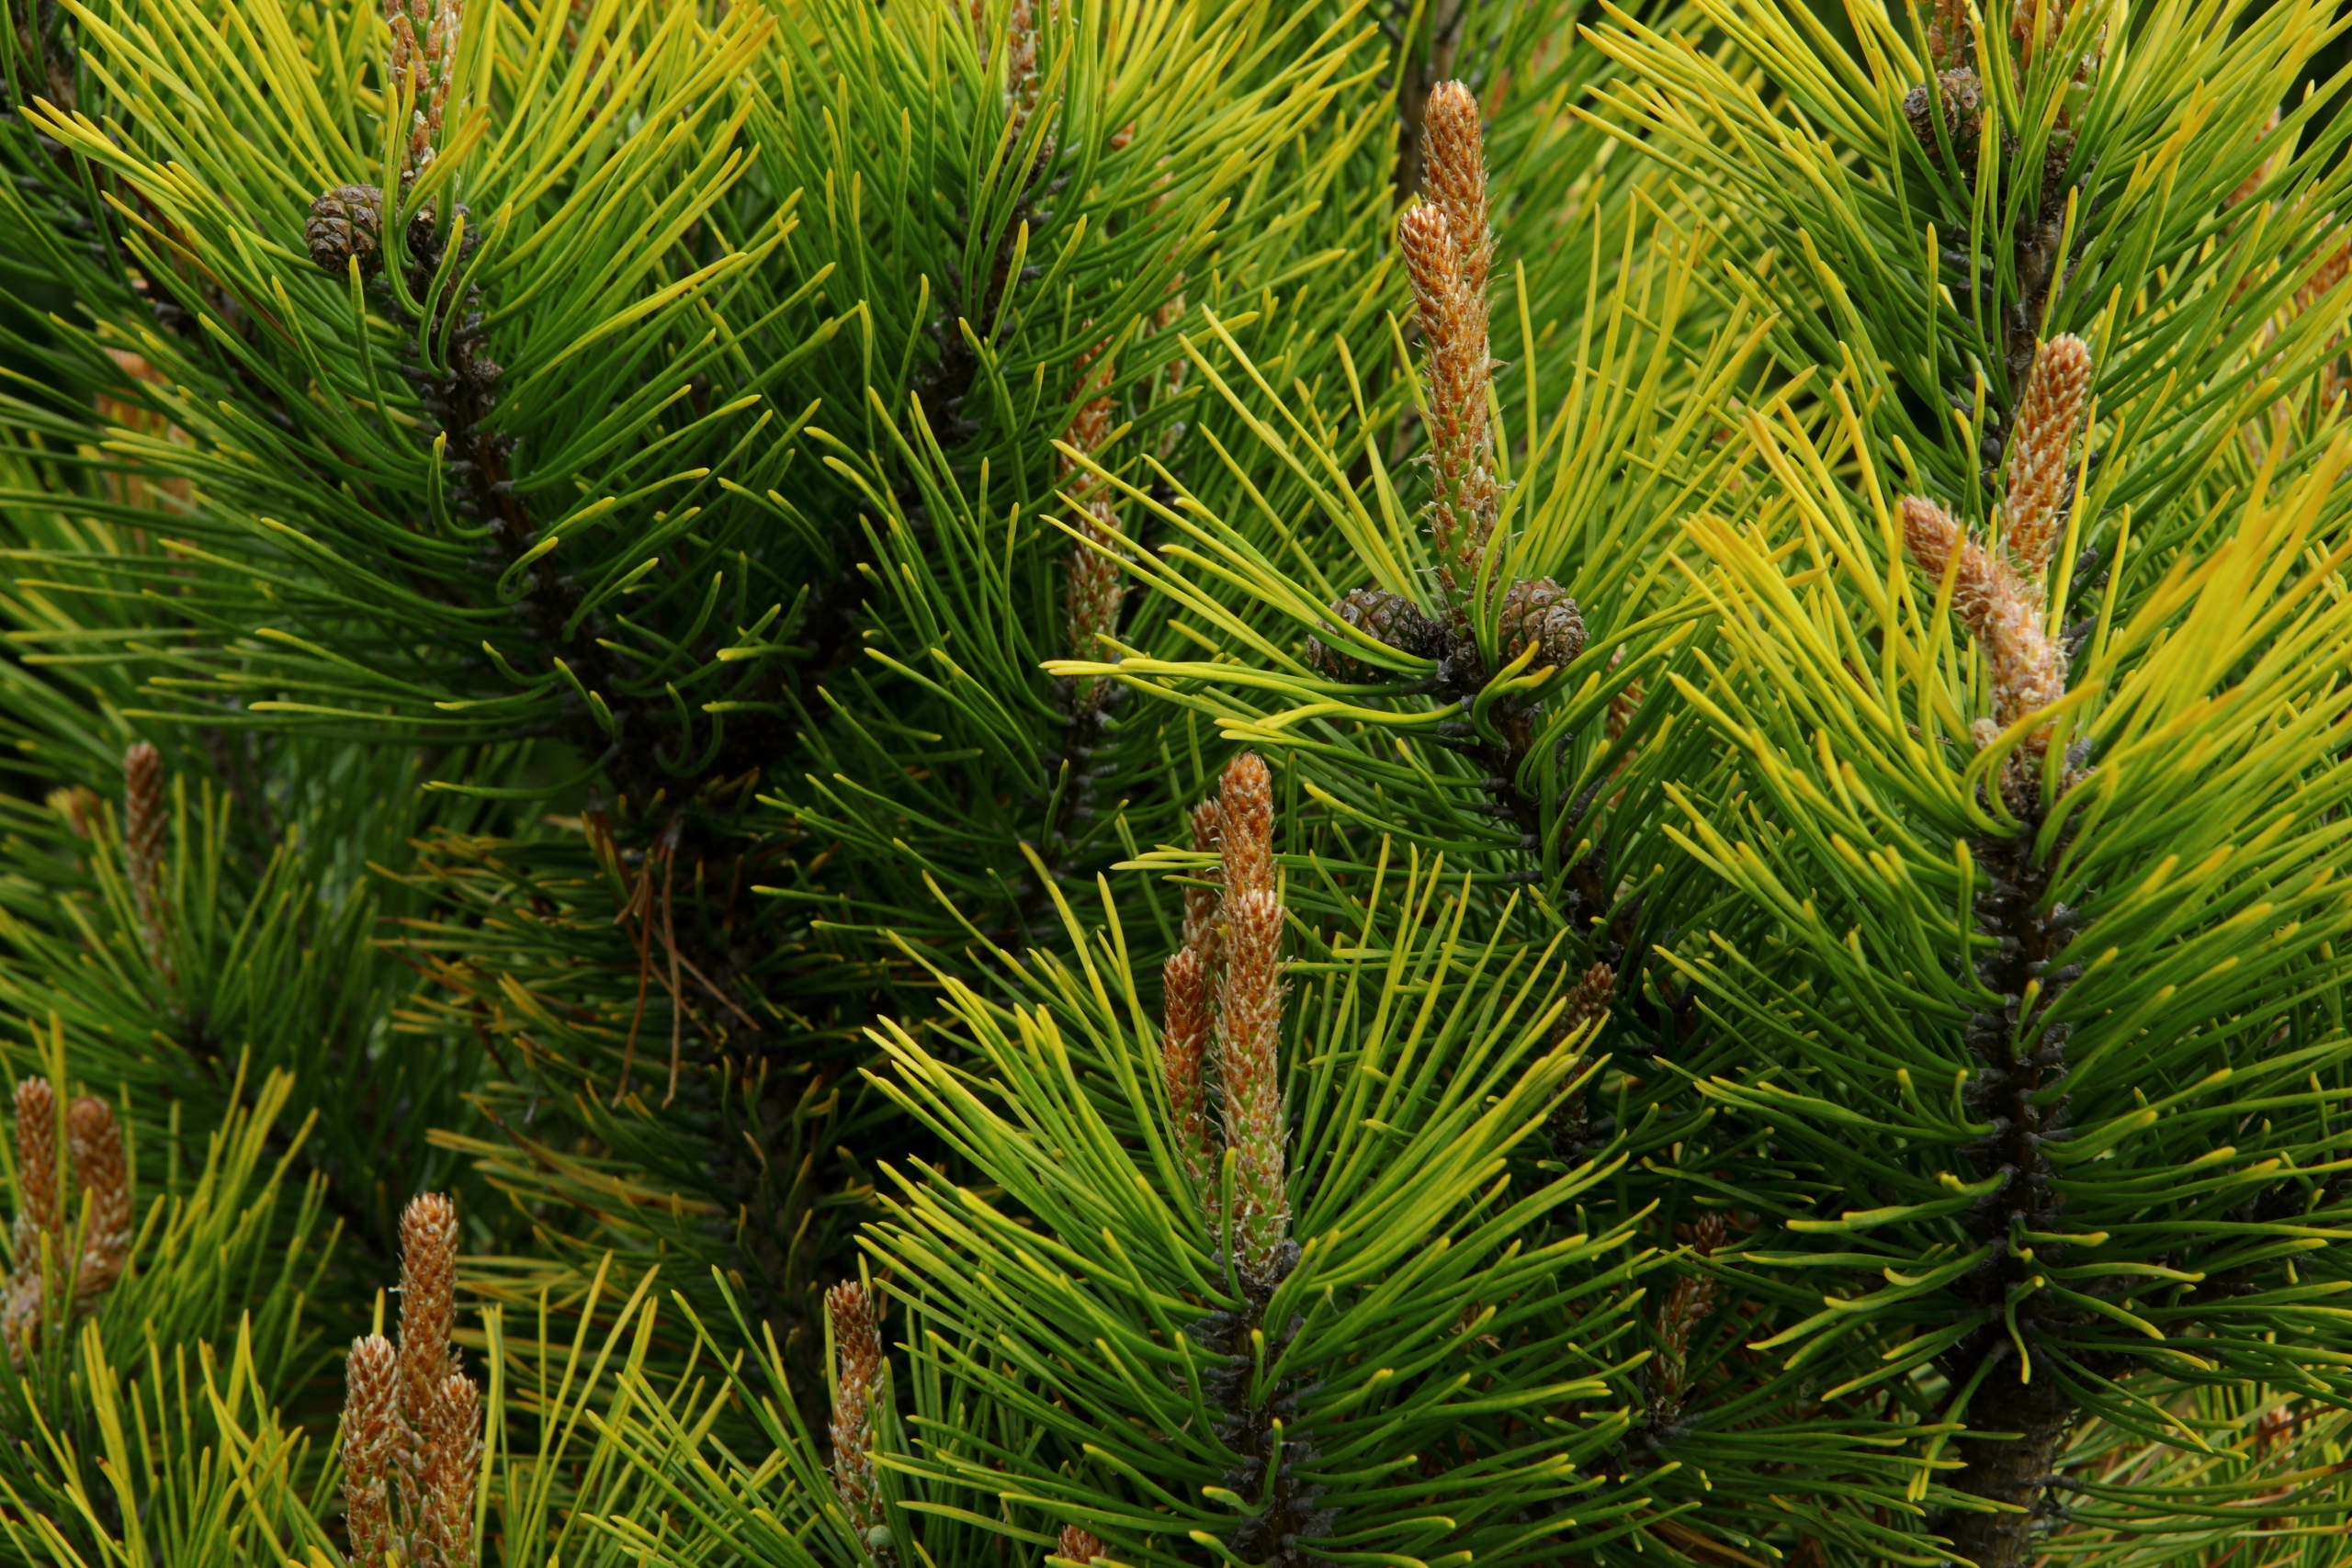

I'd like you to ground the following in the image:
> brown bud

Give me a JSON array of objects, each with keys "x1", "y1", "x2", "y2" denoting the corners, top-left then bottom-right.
[
  {"x1": 1306, "y1": 587, "x2": 1447, "y2": 681},
  {"x1": 2010, "y1": 0, "x2": 2074, "y2": 65},
  {"x1": 420, "y1": 0, "x2": 459, "y2": 154},
  {"x1": 1651, "y1": 1256, "x2": 1724, "y2": 1421},
  {"x1": 1005, "y1": 0, "x2": 1052, "y2": 153},
  {"x1": 308, "y1": 185, "x2": 386, "y2": 277},
  {"x1": 1496, "y1": 578, "x2": 1587, "y2": 671},
  {"x1": 0, "y1": 1273, "x2": 36, "y2": 1369},
  {"x1": 1544, "y1": 961, "x2": 1615, "y2": 1154},
  {"x1": 1901, "y1": 496, "x2": 2000, "y2": 630},
  {"x1": 1678, "y1": 1209, "x2": 1731, "y2": 1257}
]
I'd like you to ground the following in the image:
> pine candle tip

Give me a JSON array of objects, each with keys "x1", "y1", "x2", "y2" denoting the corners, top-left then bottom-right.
[
  {"x1": 6, "y1": 1078, "x2": 58, "y2": 1365},
  {"x1": 1396, "y1": 205, "x2": 1461, "y2": 304},
  {"x1": 1217, "y1": 751, "x2": 1274, "y2": 900},
  {"x1": 826, "y1": 1280, "x2": 887, "y2": 1535},
  {"x1": 1182, "y1": 797, "x2": 1224, "y2": 959},
  {"x1": 423, "y1": 1371, "x2": 483, "y2": 1568},
  {"x1": 387, "y1": 0, "x2": 462, "y2": 175},
  {"x1": 1066, "y1": 498, "x2": 1125, "y2": 671},
  {"x1": 1059, "y1": 330, "x2": 1125, "y2": 711},
  {"x1": 1160, "y1": 947, "x2": 1216, "y2": 1196},
  {"x1": 1420, "y1": 80, "x2": 1490, "y2": 301},
  {"x1": 124, "y1": 740, "x2": 164, "y2": 839},
  {"x1": 344, "y1": 1201, "x2": 484, "y2": 1568},
  {"x1": 10, "y1": 1078, "x2": 58, "y2": 1238},
  {"x1": 1901, "y1": 495, "x2": 2069, "y2": 787},
  {"x1": 2001, "y1": 333, "x2": 2093, "y2": 590},
  {"x1": 124, "y1": 739, "x2": 172, "y2": 981},
  {"x1": 1897, "y1": 493, "x2": 2000, "y2": 626},
  {"x1": 1899, "y1": 494, "x2": 1960, "y2": 574},
  {"x1": 828, "y1": 1279, "x2": 881, "y2": 1381},
  {"x1": 66, "y1": 1096, "x2": 132, "y2": 1304},
  {"x1": 399, "y1": 1193, "x2": 460, "y2": 1304},
  {"x1": 1396, "y1": 194, "x2": 1498, "y2": 615},
  {"x1": 46, "y1": 785, "x2": 99, "y2": 840},
  {"x1": 1057, "y1": 1527, "x2": 1110, "y2": 1564},
  {"x1": 398, "y1": 1192, "x2": 461, "y2": 1431},
  {"x1": 341, "y1": 1334, "x2": 401, "y2": 1568},
  {"x1": 6, "y1": 1082, "x2": 135, "y2": 1367},
  {"x1": 1064, "y1": 331, "x2": 1114, "y2": 471},
  {"x1": 1187, "y1": 797, "x2": 1223, "y2": 856},
  {"x1": 1205, "y1": 752, "x2": 1290, "y2": 1281}
]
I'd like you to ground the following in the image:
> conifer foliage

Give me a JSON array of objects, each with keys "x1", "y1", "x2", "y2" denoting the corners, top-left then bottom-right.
[{"x1": 5, "y1": 0, "x2": 2352, "y2": 1562}]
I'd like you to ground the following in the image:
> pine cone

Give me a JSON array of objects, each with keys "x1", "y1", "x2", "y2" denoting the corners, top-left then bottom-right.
[
  {"x1": 1306, "y1": 588, "x2": 1445, "y2": 681},
  {"x1": 1902, "y1": 68, "x2": 1984, "y2": 163},
  {"x1": 1497, "y1": 577, "x2": 1587, "y2": 670},
  {"x1": 307, "y1": 184, "x2": 385, "y2": 277}
]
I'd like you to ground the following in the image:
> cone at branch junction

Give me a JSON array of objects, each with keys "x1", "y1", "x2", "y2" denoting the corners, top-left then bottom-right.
[
  {"x1": 1497, "y1": 577, "x2": 1588, "y2": 671},
  {"x1": 1305, "y1": 586, "x2": 1448, "y2": 682}
]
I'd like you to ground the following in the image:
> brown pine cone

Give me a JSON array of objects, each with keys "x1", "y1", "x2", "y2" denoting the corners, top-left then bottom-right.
[
  {"x1": 1498, "y1": 577, "x2": 1587, "y2": 671},
  {"x1": 307, "y1": 184, "x2": 385, "y2": 277},
  {"x1": 1902, "y1": 69, "x2": 1984, "y2": 164},
  {"x1": 1306, "y1": 587, "x2": 1447, "y2": 681}
]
